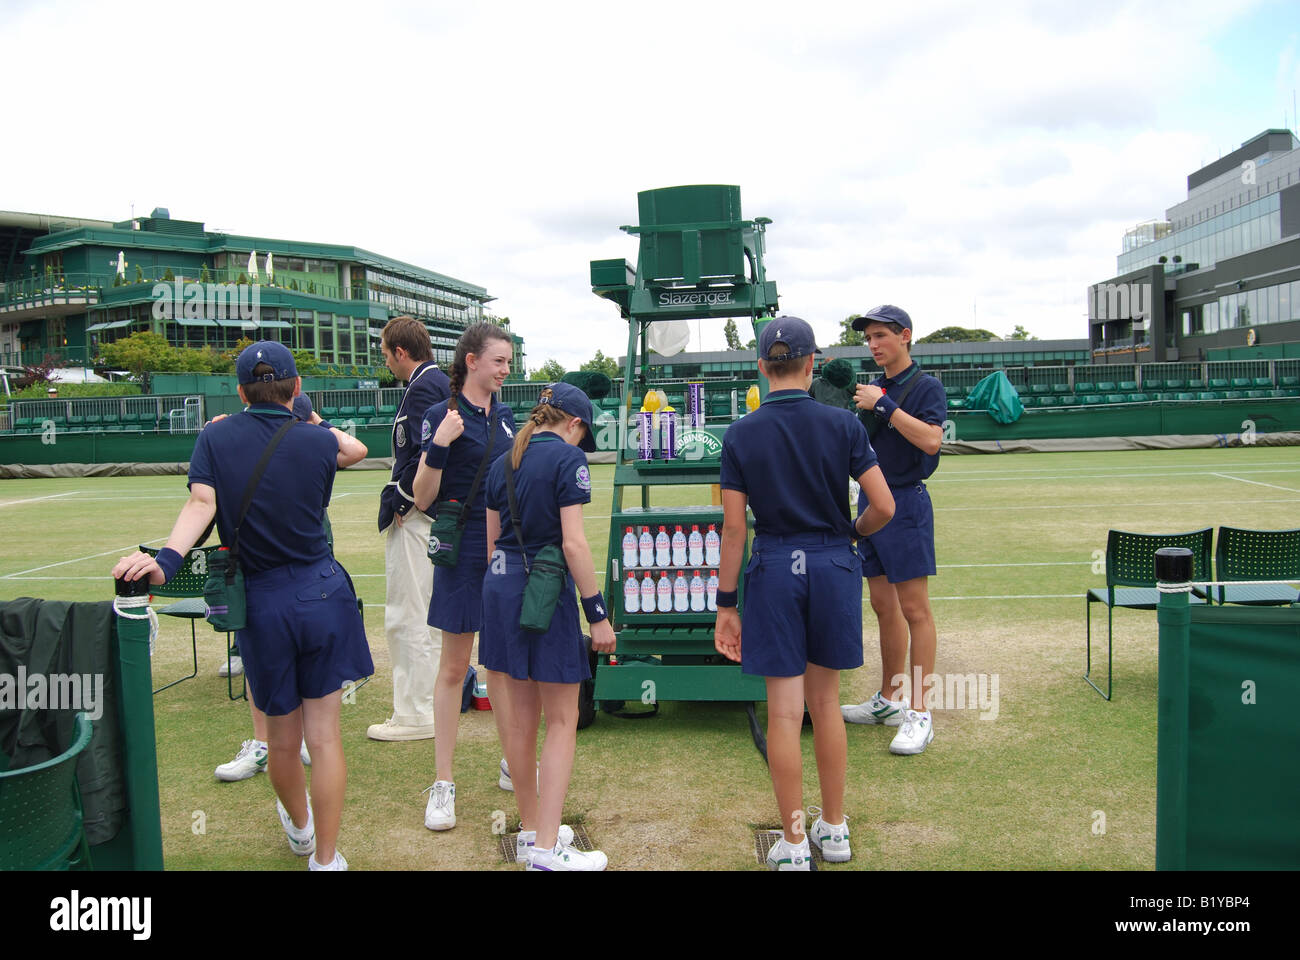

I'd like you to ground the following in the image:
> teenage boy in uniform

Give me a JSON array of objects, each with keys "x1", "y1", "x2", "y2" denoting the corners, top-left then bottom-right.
[
  {"x1": 369, "y1": 317, "x2": 451, "y2": 742},
  {"x1": 714, "y1": 317, "x2": 895, "y2": 870},
  {"x1": 113, "y1": 342, "x2": 373, "y2": 870},
  {"x1": 841, "y1": 305, "x2": 946, "y2": 755}
]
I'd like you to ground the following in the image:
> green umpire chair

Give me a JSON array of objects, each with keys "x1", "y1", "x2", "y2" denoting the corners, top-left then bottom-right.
[
  {"x1": 1085, "y1": 528, "x2": 1212, "y2": 700},
  {"x1": 0, "y1": 712, "x2": 94, "y2": 870}
]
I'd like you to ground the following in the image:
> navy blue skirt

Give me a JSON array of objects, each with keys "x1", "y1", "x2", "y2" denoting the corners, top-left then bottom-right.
[{"x1": 478, "y1": 551, "x2": 590, "y2": 684}]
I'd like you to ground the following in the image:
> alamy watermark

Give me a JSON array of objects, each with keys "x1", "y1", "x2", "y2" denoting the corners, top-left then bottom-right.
[
  {"x1": 890, "y1": 668, "x2": 1000, "y2": 721},
  {"x1": 0, "y1": 668, "x2": 103, "y2": 720},
  {"x1": 151, "y1": 278, "x2": 259, "y2": 321}
]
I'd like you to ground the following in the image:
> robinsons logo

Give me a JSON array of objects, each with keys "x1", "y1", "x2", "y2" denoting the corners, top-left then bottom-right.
[
  {"x1": 151, "y1": 278, "x2": 259, "y2": 322},
  {"x1": 0, "y1": 668, "x2": 104, "y2": 720}
]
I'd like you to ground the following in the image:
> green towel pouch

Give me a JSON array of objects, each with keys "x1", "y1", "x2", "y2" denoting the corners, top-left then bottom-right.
[
  {"x1": 204, "y1": 547, "x2": 247, "y2": 632},
  {"x1": 520, "y1": 544, "x2": 568, "y2": 633}
]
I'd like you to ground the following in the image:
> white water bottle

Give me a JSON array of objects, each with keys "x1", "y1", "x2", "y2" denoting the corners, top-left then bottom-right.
[
  {"x1": 638, "y1": 527, "x2": 654, "y2": 567},
  {"x1": 671, "y1": 526, "x2": 687, "y2": 567},
  {"x1": 673, "y1": 570, "x2": 689, "y2": 612},
  {"x1": 704, "y1": 524, "x2": 721, "y2": 566},
  {"x1": 656, "y1": 571, "x2": 672, "y2": 612},
  {"x1": 690, "y1": 570, "x2": 706, "y2": 612},
  {"x1": 640, "y1": 571, "x2": 655, "y2": 612},
  {"x1": 706, "y1": 570, "x2": 719, "y2": 611},
  {"x1": 655, "y1": 526, "x2": 670, "y2": 567},
  {"x1": 688, "y1": 525, "x2": 704, "y2": 566},
  {"x1": 623, "y1": 571, "x2": 640, "y2": 613},
  {"x1": 622, "y1": 527, "x2": 638, "y2": 568}
]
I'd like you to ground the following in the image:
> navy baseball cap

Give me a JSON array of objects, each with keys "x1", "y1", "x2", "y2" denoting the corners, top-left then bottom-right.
[
  {"x1": 292, "y1": 394, "x2": 313, "y2": 421},
  {"x1": 539, "y1": 382, "x2": 597, "y2": 452},
  {"x1": 851, "y1": 304, "x2": 912, "y2": 332},
  {"x1": 236, "y1": 341, "x2": 298, "y2": 384},
  {"x1": 758, "y1": 316, "x2": 822, "y2": 362}
]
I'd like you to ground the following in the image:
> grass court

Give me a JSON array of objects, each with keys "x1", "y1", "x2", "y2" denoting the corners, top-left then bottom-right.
[{"x1": 3, "y1": 444, "x2": 1298, "y2": 870}]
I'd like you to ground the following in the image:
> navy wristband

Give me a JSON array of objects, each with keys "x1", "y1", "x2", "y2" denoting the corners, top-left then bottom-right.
[
  {"x1": 715, "y1": 589, "x2": 738, "y2": 608},
  {"x1": 155, "y1": 547, "x2": 184, "y2": 583},
  {"x1": 318, "y1": 420, "x2": 334, "y2": 431},
  {"x1": 425, "y1": 443, "x2": 450, "y2": 469},
  {"x1": 875, "y1": 395, "x2": 899, "y2": 422},
  {"x1": 581, "y1": 592, "x2": 609, "y2": 624}
]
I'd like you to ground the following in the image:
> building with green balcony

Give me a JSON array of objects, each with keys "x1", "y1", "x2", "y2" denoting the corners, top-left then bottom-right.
[{"x1": 0, "y1": 208, "x2": 509, "y2": 376}]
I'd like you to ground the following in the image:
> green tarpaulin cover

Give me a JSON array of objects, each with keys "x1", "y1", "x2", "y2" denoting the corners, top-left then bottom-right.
[{"x1": 964, "y1": 370, "x2": 1024, "y2": 424}]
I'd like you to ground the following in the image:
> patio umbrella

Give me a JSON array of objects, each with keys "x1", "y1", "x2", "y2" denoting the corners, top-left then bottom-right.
[
  {"x1": 265, "y1": 252, "x2": 274, "y2": 284},
  {"x1": 248, "y1": 250, "x2": 259, "y2": 282},
  {"x1": 116, "y1": 251, "x2": 126, "y2": 280}
]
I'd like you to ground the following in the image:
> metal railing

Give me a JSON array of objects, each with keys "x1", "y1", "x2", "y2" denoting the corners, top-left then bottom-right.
[
  {"x1": 0, "y1": 273, "x2": 103, "y2": 309},
  {"x1": 0, "y1": 346, "x2": 94, "y2": 368},
  {"x1": 4, "y1": 394, "x2": 203, "y2": 431}
]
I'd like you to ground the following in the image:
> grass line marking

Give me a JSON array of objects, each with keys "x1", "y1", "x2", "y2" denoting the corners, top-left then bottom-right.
[
  {"x1": 0, "y1": 491, "x2": 82, "y2": 507},
  {"x1": 1, "y1": 538, "x2": 169, "y2": 578},
  {"x1": 1211, "y1": 472, "x2": 1300, "y2": 493}
]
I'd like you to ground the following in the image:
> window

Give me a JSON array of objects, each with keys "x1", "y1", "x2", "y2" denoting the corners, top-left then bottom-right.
[
  {"x1": 1266, "y1": 285, "x2": 1279, "y2": 325},
  {"x1": 1279, "y1": 282, "x2": 1291, "y2": 323}
]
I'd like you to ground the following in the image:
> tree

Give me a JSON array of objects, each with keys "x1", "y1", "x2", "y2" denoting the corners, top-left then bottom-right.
[
  {"x1": 292, "y1": 349, "x2": 323, "y2": 376},
  {"x1": 835, "y1": 315, "x2": 866, "y2": 346},
  {"x1": 101, "y1": 332, "x2": 181, "y2": 379},
  {"x1": 916, "y1": 326, "x2": 999, "y2": 344},
  {"x1": 531, "y1": 359, "x2": 566, "y2": 382},
  {"x1": 723, "y1": 318, "x2": 743, "y2": 350},
  {"x1": 744, "y1": 337, "x2": 756, "y2": 350},
  {"x1": 1006, "y1": 325, "x2": 1038, "y2": 341},
  {"x1": 580, "y1": 349, "x2": 620, "y2": 378}
]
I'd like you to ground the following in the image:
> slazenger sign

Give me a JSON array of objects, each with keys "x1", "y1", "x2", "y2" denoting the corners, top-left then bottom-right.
[{"x1": 657, "y1": 290, "x2": 735, "y2": 306}]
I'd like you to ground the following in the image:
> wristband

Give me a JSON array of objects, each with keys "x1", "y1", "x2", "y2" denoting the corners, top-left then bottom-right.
[
  {"x1": 875, "y1": 395, "x2": 899, "y2": 422},
  {"x1": 318, "y1": 420, "x2": 334, "y2": 431},
  {"x1": 425, "y1": 442, "x2": 449, "y2": 469},
  {"x1": 581, "y1": 592, "x2": 609, "y2": 624},
  {"x1": 715, "y1": 589, "x2": 738, "y2": 608},
  {"x1": 155, "y1": 547, "x2": 184, "y2": 583}
]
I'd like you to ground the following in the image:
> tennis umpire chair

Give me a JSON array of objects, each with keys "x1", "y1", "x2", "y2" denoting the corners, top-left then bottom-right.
[
  {"x1": 0, "y1": 712, "x2": 94, "y2": 870},
  {"x1": 1084, "y1": 528, "x2": 1212, "y2": 700},
  {"x1": 1213, "y1": 526, "x2": 1300, "y2": 605},
  {"x1": 140, "y1": 545, "x2": 246, "y2": 701}
]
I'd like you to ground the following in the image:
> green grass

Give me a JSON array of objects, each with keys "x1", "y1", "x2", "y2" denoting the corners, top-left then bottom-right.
[{"x1": 2, "y1": 445, "x2": 1298, "y2": 869}]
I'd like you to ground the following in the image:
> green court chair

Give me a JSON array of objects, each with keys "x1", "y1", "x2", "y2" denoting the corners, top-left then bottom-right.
[
  {"x1": 1052, "y1": 382, "x2": 1071, "y2": 395},
  {"x1": 0, "y1": 712, "x2": 94, "y2": 870},
  {"x1": 1209, "y1": 378, "x2": 1229, "y2": 390},
  {"x1": 1213, "y1": 526, "x2": 1300, "y2": 606},
  {"x1": 1119, "y1": 380, "x2": 1138, "y2": 391},
  {"x1": 1074, "y1": 381, "x2": 1096, "y2": 394},
  {"x1": 1085, "y1": 528, "x2": 1212, "y2": 700},
  {"x1": 1104, "y1": 393, "x2": 1127, "y2": 404},
  {"x1": 1096, "y1": 381, "x2": 1118, "y2": 393},
  {"x1": 141, "y1": 545, "x2": 245, "y2": 701},
  {"x1": 1229, "y1": 377, "x2": 1251, "y2": 390}
]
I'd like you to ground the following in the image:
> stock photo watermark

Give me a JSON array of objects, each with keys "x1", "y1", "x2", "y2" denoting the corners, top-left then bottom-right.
[
  {"x1": 151, "y1": 278, "x2": 260, "y2": 322},
  {"x1": 0, "y1": 668, "x2": 104, "y2": 720}
]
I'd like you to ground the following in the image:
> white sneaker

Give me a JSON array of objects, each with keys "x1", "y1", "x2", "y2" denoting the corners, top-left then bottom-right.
[
  {"x1": 218, "y1": 655, "x2": 244, "y2": 678},
  {"x1": 765, "y1": 835, "x2": 812, "y2": 871},
  {"x1": 527, "y1": 839, "x2": 607, "y2": 871},
  {"x1": 890, "y1": 705, "x2": 934, "y2": 755},
  {"x1": 515, "y1": 825, "x2": 576, "y2": 863},
  {"x1": 214, "y1": 739, "x2": 267, "y2": 781},
  {"x1": 308, "y1": 850, "x2": 348, "y2": 871},
  {"x1": 276, "y1": 794, "x2": 316, "y2": 856},
  {"x1": 367, "y1": 716, "x2": 436, "y2": 741},
  {"x1": 300, "y1": 740, "x2": 311, "y2": 766},
  {"x1": 807, "y1": 807, "x2": 851, "y2": 862},
  {"x1": 423, "y1": 780, "x2": 456, "y2": 830},
  {"x1": 841, "y1": 690, "x2": 905, "y2": 725},
  {"x1": 499, "y1": 758, "x2": 513, "y2": 791}
]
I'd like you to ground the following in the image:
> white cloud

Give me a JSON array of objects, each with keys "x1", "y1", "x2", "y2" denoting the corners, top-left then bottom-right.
[{"x1": 0, "y1": 0, "x2": 1282, "y2": 369}]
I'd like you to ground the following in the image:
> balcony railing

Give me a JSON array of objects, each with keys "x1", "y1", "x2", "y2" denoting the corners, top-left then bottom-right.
[{"x1": 0, "y1": 273, "x2": 103, "y2": 310}]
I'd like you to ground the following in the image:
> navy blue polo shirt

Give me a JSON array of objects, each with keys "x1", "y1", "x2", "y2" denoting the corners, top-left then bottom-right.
[
  {"x1": 383, "y1": 361, "x2": 450, "y2": 524},
  {"x1": 420, "y1": 395, "x2": 516, "y2": 521},
  {"x1": 188, "y1": 404, "x2": 339, "y2": 575},
  {"x1": 719, "y1": 389, "x2": 877, "y2": 539},
  {"x1": 484, "y1": 433, "x2": 591, "y2": 559},
  {"x1": 863, "y1": 362, "x2": 945, "y2": 486}
]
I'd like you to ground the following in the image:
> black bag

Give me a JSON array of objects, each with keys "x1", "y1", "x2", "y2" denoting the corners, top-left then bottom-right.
[
  {"x1": 204, "y1": 415, "x2": 297, "y2": 632},
  {"x1": 504, "y1": 453, "x2": 567, "y2": 633},
  {"x1": 861, "y1": 365, "x2": 925, "y2": 442},
  {"x1": 428, "y1": 409, "x2": 497, "y2": 567}
]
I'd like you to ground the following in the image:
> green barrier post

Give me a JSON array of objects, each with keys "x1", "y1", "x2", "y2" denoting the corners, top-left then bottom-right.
[
  {"x1": 113, "y1": 576, "x2": 165, "y2": 870},
  {"x1": 1154, "y1": 546, "x2": 1193, "y2": 871}
]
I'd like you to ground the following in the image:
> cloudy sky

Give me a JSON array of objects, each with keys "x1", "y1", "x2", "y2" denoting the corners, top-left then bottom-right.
[{"x1": 4, "y1": 0, "x2": 1299, "y2": 371}]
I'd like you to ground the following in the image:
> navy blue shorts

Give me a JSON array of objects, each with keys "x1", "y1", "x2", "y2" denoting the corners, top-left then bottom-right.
[
  {"x1": 478, "y1": 552, "x2": 590, "y2": 684},
  {"x1": 238, "y1": 558, "x2": 374, "y2": 717},
  {"x1": 860, "y1": 482, "x2": 936, "y2": 583},
  {"x1": 427, "y1": 522, "x2": 488, "y2": 634},
  {"x1": 741, "y1": 536, "x2": 864, "y2": 678}
]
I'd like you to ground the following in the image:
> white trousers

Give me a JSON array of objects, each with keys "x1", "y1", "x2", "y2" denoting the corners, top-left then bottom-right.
[{"x1": 384, "y1": 512, "x2": 440, "y2": 726}]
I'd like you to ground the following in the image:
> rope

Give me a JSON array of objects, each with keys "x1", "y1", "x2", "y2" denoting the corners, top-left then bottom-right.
[{"x1": 112, "y1": 593, "x2": 159, "y2": 656}]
